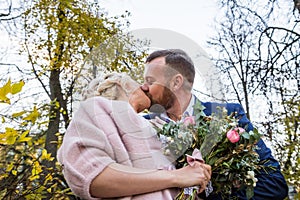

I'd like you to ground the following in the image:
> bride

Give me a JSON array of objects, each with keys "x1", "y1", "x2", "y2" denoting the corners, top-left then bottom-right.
[{"x1": 57, "y1": 72, "x2": 211, "y2": 200}]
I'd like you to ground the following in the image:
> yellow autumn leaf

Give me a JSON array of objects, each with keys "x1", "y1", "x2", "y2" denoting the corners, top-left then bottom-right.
[
  {"x1": 55, "y1": 101, "x2": 60, "y2": 108},
  {"x1": 36, "y1": 186, "x2": 47, "y2": 197},
  {"x1": 0, "y1": 79, "x2": 24, "y2": 104},
  {"x1": 25, "y1": 138, "x2": 33, "y2": 147},
  {"x1": 17, "y1": 130, "x2": 32, "y2": 143},
  {"x1": 11, "y1": 80, "x2": 25, "y2": 94},
  {"x1": 6, "y1": 162, "x2": 14, "y2": 172},
  {"x1": 12, "y1": 111, "x2": 26, "y2": 118},
  {"x1": 23, "y1": 106, "x2": 40, "y2": 123},
  {"x1": 25, "y1": 193, "x2": 43, "y2": 200},
  {"x1": 0, "y1": 128, "x2": 18, "y2": 145},
  {"x1": 41, "y1": 149, "x2": 54, "y2": 161},
  {"x1": 29, "y1": 174, "x2": 40, "y2": 181},
  {"x1": 0, "y1": 79, "x2": 11, "y2": 94},
  {"x1": 12, "y1": 170, "x2": 17, "y2": 176},
  {"x1": 31, "y1": 161, "x2": 42, "y2": 178},
  {"x1": 25, "y1": 158, "x2": 33, "y2": 165},
  {"x1": 45, "y1": 174, "x2": 53, "y2": 184},
  {"x1": 0, "y1": 79, "x2": 11, "y2": 104}
]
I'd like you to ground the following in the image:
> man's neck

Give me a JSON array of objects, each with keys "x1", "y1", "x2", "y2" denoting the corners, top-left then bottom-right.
[
  {"x1": 178, "y1": 91, "x2": 192, "y2": 114},
  {"x1": 166, "y1": 91, "x2": 192, "y2": 121}
]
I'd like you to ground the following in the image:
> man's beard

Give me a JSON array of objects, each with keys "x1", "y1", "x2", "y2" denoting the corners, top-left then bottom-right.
[{"x1": 147, "y1": 86, "x2": 176, "y2": 112}]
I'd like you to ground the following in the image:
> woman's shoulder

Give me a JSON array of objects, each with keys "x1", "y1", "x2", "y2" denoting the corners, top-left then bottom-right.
[
  {"x1": 72, "y1": 97, "x2": 132, "y2": 119},
  {"x1": 81, "y1": 96, "x2": 131, "y2": 108}
]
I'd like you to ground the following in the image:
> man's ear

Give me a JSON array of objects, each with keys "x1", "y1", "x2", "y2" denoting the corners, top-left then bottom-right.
[{"x1": 171, "y1": 74, "x2": 183, "y2": 91}]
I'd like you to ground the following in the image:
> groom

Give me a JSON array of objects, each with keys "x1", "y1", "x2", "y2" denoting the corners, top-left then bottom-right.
[{"x1": 141, "y1": 49, "x2": 288, "y2": 200}]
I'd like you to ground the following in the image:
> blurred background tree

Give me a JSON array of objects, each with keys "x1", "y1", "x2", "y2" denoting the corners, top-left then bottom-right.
[
  {"x1": 0, "y1": 0, "x2": 148, "y2": 199},
  {"x1": 208, "y1": 0, "x2": 299, "y2": 197}
]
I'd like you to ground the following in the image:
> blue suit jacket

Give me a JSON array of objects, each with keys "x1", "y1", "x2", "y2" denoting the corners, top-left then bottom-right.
[{"x1": 144, "y1": 101, "x2": 288, "y2": 200}]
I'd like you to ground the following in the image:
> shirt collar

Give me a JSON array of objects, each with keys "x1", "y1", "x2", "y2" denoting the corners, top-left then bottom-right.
[{"x1": 183, "y1": 94, "x2": 196, "y2": 117}]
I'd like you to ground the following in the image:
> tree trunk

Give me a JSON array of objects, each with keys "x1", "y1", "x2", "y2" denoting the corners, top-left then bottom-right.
[{"x1": 44, "y1": 69, "x2": 61, "y2": 167}]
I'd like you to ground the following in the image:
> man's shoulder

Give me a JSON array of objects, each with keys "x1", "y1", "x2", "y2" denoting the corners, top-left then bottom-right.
[
  {"x1": 198, "y1": 100, "x2": 243, "y2": 114},
  {"x1": 200, "y1": 100, "x2": 241, "y2": 107}
]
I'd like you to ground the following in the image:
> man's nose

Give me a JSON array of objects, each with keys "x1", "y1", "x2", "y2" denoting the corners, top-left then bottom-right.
[{"x1": 140, "y1": 84, "x2": 149, "y2": 92}]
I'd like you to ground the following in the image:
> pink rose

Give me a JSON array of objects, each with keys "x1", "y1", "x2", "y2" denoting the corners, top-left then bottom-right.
[
  {"x1": 226, "y1": 127, "x2": 244, "y2": 143},
  {"x1": 183, "y1": 116, "x2": 196, "y2": 126}
]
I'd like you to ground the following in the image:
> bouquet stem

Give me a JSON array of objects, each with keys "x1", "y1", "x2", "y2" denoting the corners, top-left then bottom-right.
[{"x1": 175, "y1": 188, "x2": 198, "y2": 200}]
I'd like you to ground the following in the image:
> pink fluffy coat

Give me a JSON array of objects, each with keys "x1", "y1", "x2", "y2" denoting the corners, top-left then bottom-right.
[{"x1": 57, "y1": 97, "x2": 177, "y2": 199}]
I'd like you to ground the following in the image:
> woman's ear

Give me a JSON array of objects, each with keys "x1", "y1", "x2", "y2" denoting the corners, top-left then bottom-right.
[{"x1": 171, "y1": 74, "x2": 183, "y2": 91}]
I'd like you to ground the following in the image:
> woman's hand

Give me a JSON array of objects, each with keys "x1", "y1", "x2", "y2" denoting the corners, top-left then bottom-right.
[{"x1": 173, "y1": 161, "x2": 211, "y2": 193}]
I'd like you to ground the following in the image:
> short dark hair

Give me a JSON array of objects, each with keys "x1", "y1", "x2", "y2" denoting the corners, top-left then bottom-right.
[{"x1": 146, "y1": 49, "x2": 195, "y2": 85}]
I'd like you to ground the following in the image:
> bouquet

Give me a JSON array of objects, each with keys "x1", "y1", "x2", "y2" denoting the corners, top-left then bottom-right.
[{"x1": 156, "y1": 101, "x2": 265, "y2": 200}]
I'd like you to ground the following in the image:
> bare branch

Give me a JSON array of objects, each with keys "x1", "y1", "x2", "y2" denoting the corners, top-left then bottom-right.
[{"x1": 0, "y1": 0, "x2": 12, "y2": 18}]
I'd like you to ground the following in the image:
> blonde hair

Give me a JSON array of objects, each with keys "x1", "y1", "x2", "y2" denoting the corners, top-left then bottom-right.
[{"x1": 82, "y1": 72, "x2": 136, "y2": 101}]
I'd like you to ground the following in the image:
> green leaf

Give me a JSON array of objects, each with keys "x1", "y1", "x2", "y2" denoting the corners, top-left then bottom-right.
[
  {"x1": 222, "y1": 162, "x2": 231, "y2": 168},
  {"x1": 200, "y1": 131, "x2": 222, "y2": 158},
  {"x1": 246, "y1": 187, "x2": 254, "y2": 199},
  {"x1": 242, "y1": 132, "x2": 250, "y2": 139},
  {"x1": 193, "y1": 101, "x2": 206, "y2": 112},
  {"x1": 206, "y1": 156, "x2": 218, "y2": 166}
]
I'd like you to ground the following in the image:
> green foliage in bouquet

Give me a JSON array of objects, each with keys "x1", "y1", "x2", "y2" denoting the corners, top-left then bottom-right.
[{"x1": 156, "y1": 101, "x2": 266, "y2": 199}]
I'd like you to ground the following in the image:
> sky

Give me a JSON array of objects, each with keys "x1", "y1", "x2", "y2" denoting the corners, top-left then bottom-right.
[{"x1": 101, "y1": 0, "x2": 218, "y2": 48}]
